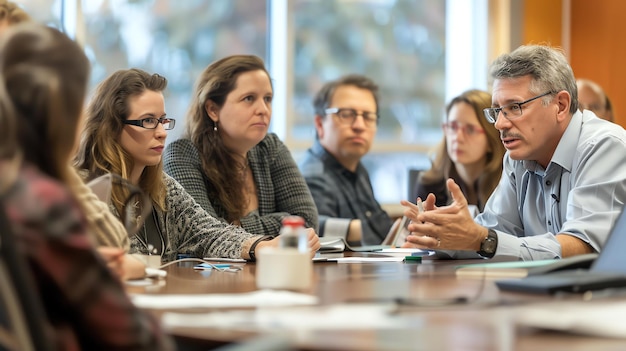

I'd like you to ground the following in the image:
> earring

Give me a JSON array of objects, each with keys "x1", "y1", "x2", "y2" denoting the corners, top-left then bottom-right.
[{"x1": 213, "y1": 121, "x2": 218, "y2": 132}]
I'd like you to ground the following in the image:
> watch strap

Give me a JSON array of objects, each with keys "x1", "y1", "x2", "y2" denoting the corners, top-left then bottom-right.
[
  {"x1": 477, "y1": 229, "x2": 498, "y2": 258},
  {"x1": 248, "y1": 235, "x2": 274, "y2": 262}
]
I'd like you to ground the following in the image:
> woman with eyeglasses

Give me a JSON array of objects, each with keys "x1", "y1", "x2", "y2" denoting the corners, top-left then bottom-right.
[
  {"x1": 0, "y1": 24, "x2": 172, "y2": 350},
  {"x1": 76, "y1": 68, "x2": 319, "y2": 262},
  {"x1": 162, "y1": 55, "x2": 320, "y2": 239},
  {"x1": 412, "y1": 89, "x2": 505, "y2": 213}
]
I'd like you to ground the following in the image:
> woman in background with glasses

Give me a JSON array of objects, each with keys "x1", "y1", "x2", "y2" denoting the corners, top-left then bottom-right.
[
  {"x1": 76, "y1": 68, "x2": 319, "y2": 262},
  {"x1": 163, "y1": 55, "x2": 319, "y2": 237},
  {"x1": 412, "y1": 89, "x2": 505, "y2": 213}
]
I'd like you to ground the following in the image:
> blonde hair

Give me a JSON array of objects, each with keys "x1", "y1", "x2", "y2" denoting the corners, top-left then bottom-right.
[
  {"x1": 75, "y1": 68, "x2": 168, "y2": 213},
  {"x1": 0, "y1": 0, "x2": 31, "y2": 26}
]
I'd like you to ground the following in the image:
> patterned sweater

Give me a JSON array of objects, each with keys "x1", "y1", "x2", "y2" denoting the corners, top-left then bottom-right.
[
  {"x1": 163, "y1": 133, "x2": 318, "y2": 236},
  {"x1": 129, "y1": 173, "x2": 258, "y2": 262}
]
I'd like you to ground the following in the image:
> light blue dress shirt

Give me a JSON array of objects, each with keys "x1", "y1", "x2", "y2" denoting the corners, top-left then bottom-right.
[{"x1": 476, "y1": 110, "x2": 626, "y2": 260}]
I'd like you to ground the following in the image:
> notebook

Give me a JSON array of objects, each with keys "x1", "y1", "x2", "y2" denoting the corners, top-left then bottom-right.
[
  {"x1": 496, "y1": 207, "x2": 626, "y2": 294},
  {"x1": 381, "y1": 216, "x2": 411, "y2": 247},
  {"x1": 318, "y1": 237, "x2": 389, "y2": 253},
  {"x1": 456, "y1": 253, "x2": 597, "y2": 279}
]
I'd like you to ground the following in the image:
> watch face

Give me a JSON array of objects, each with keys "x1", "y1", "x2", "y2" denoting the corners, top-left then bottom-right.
[{"x1": 483, "y1": 237, "x2": 497, "y2": 253}]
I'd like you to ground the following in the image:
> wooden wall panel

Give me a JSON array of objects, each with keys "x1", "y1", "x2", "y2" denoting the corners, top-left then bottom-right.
[
  {"x1": 569, "y1": 0, "x2": 626, "y2": 126},
  {"x1": 523, "y1": 0, "x2": 563, "y2": 48},
  {"x1": 514, "y1": 0, "x2": 625, "y2": 127}
]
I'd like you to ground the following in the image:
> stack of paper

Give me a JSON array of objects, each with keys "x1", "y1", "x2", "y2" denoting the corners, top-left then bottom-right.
[
  {"x1": 515, "y1": 300, "x2": 626, "y2": 338},
  {"x1": 131, "y1": 290, "x2": 318, "y2": 309}
]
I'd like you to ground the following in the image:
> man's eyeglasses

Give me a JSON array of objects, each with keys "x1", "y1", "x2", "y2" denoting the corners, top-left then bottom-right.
[
  {"x1": 325, "y1": 108, "x2": 379, "y2": 127},
  {"x1": 483, "y1": 91, "x2": 554, "y2": 123},
  {"x1": 123, "y1": 117, "x2": 176, "y2": 130},
  {"x1": 442, "y1": 121, "x2": 485, "y2": 136}
]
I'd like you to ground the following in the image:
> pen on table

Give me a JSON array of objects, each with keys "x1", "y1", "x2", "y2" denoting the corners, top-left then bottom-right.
[{"x1": 404, "y1": 255, "x2": 422, "y2": 263}]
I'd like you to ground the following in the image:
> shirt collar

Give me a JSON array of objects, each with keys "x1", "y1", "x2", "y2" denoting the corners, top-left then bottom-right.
[{"x1": 311, "y1": 139, "x2": 363, "y2": 175}]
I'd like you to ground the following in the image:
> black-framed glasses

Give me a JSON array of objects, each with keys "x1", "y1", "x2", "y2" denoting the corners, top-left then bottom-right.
[
  {"x1": 123, "y1": 117, "x2": 176, "y2": 130},
  {"x1": 325, "y1": 107, "x2": 379, "y2": 127},
  {"x1": 483, "y1": 91, "x2": 554, "y2": 123},
  {"x1": 442, "y1": 121, "x2": 485, "y2": 136}
]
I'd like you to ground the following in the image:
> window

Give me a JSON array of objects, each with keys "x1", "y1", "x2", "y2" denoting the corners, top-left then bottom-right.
[
  {"x1": 80, "y1": 0, "x2": 268, "y2": 141},
  {"x1": 274, "y1": 0, "x2": 487, "y2": 203},
  {"x1": 14, "y1": 0, "x2": 61, "y2": 28},
  {"x1": 29, "y1": 0, "x2": 488, "y2": 205},
  {"x1": 287, "y1": 0, "x2": 446, "y2": 148}
]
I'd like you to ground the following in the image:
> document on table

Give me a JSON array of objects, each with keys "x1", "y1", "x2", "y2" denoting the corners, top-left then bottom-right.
[
  {"x1": 514, "y1": 299, "x2": 626, "y2": 338},
  {"x1": 376, "y1": 248, "x2": 434, "y2": 257},
  {"x1": 131, "y1": 290, "x2": 318, "y2": 309},
  {"x1": 326, "y1": 256, "x2": 405, "y2": 263},
  {"x1": 161, "y1": 303, "x2": 415, "y2": 331}
]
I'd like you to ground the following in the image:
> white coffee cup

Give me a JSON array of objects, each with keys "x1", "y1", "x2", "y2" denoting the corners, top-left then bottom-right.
[
  {"x1": 132, "y1": 254, "x2": 162, "y2": 269},
  {"x1": 256, "y1": 247, "x2": 312, "y2": 290}
]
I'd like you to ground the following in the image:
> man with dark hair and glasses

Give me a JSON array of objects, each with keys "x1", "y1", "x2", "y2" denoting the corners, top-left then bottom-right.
[
  {"x1": 299, "y1": 74, "x2": 393, "y2": 245},
  {"x1": 402, "y1": 44, "x2": 626, "y2": 261}
]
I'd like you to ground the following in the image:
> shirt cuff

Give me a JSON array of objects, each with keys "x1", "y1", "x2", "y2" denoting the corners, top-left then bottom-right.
[
  {"x1": 494, "y1": 230, "x2": 562, "y2": 260},
  {"x1": 493, "y1": 230, "x2": 521, "y2": 258}
]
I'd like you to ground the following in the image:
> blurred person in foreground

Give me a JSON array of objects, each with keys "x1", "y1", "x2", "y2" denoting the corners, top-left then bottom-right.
[
  {"x1": 0, "y1": 0, "x2": 145, "y2": 281},
  {"x1": 0, "y1": 22, "x2": 173, "y2": 350}
]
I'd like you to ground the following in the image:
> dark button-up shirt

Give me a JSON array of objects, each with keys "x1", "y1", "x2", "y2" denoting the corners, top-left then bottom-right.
[{"x1": 299, "y1": 140, "x2": 393, "y2": 245}]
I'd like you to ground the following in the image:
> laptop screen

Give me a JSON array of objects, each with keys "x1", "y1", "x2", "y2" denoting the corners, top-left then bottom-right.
[{"x1": 591, "y1": 207, "x2": 626, "y2": 274}]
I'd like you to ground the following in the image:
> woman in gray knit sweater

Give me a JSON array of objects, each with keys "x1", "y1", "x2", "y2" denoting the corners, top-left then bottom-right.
[{"x1": 75, "y1": 68, "x2": 320, "y2": 262}]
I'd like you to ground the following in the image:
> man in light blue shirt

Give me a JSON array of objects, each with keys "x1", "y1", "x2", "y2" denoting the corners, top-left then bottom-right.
[{"x1": 402, "y1": 44, "x2": 626, "y2": 260}]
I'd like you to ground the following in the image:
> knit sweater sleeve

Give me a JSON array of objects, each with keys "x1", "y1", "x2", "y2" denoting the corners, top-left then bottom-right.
[{"x1": 162, "y1": 174, "x2": 258, "y2": 261}]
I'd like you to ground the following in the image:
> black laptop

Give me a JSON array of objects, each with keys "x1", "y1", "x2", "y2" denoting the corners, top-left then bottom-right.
[{"x1": 496, "y1": 207, "x2": 626, "y2": 294}]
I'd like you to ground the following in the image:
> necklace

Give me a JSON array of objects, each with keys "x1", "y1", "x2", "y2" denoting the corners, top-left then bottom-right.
[{"x1": 138, "y1": 208, "x2": 165, "y2": 256}]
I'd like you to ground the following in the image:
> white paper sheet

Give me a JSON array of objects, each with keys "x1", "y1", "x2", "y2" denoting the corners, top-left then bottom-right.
[
  {"x1": 161, "y1": 303, "x2": 418, "y2": 331},
  {"x1": 377, "y1": 248, "x2": 434, "y2": 256},
  {"x1": 326, "y1": 257, "x2": 405, "y2": 263},
  {"x1": 515, "y1": 300, "x2": 626, "y2": 338},
  {"x1": 131, "y1": 290, "x2": 318, "y2": 309}
]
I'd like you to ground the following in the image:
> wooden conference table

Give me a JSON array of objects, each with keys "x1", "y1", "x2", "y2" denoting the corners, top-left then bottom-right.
[{"x1": 128, "y1": 253, "x2": 626, "y2": 351}]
